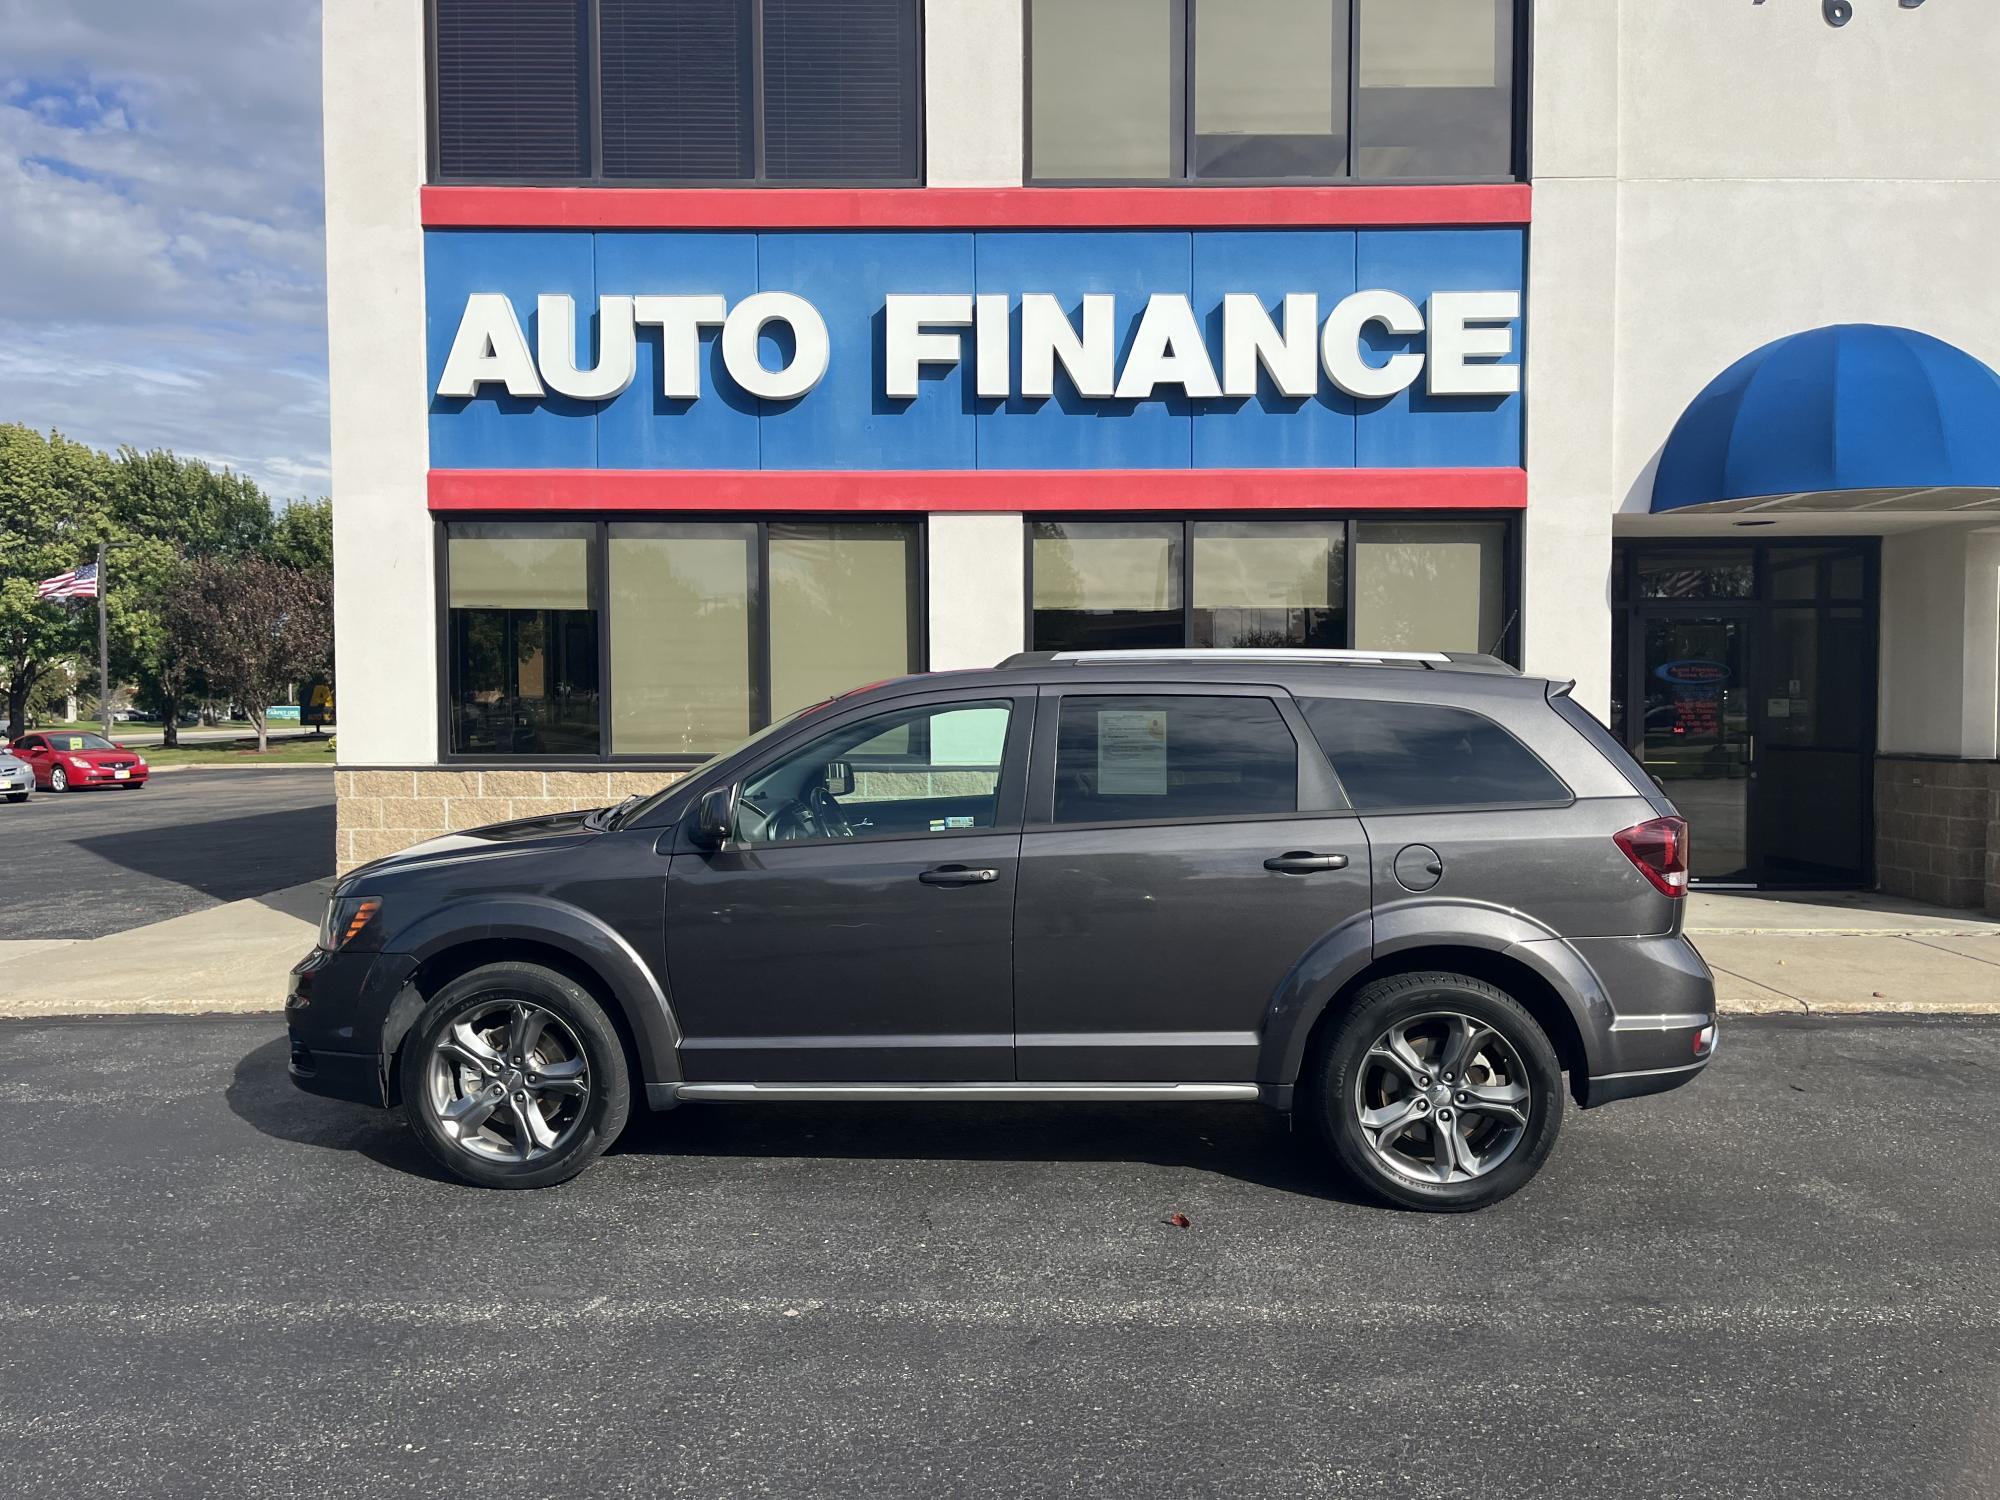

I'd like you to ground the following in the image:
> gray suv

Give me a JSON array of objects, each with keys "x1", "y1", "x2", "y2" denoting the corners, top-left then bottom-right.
[{"x1": 288, "y1": 649, "x2": 1715, "y2": 1211}]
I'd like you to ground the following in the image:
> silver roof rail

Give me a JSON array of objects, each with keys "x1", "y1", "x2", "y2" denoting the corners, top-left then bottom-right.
[{"x1": 1049, "y1": 648, "x2": 1452, "y2": 666}]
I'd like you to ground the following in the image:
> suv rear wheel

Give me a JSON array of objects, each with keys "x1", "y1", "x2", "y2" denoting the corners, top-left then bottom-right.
[
  {"x1": 399, "y1": 961, "x2": 631, "y2": 1189},
  {"x1": 1308, "y1": 972, "x2": 1563, "y2": 1212}
]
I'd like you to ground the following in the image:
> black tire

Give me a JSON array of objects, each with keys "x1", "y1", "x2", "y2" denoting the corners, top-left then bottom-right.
[
  {"x1": 1307, "y1": 972, "x2": 1563, "y2": 1213},
  {"x1": 399, "y1": 961, "x2": 631, "y2": 1189},
  {"x1": 4, "y1": 792, "x2": 25, "y2": 804},
  {"x1": 49, "y1": 767, "x2": 68, "y2": 793}
]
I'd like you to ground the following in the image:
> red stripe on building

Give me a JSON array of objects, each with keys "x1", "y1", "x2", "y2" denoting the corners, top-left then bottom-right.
[
  {"x1": 427, "y1": 468, "x2": 1527, "y2": 513},
  {"x1": 421, "y1": 184, "x2": 1531, "y2": 231}
]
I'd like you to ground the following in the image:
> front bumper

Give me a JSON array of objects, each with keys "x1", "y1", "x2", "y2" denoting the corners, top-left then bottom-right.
[
  {"x1": 284, "y1": 944, "x2": 416, "y2": 1108},
  {"x1": 0, "y1": 773, "x2": 29, "y2": 793},
  {"x1": 71, "y1": 765, "x2": 148, "y2": 786}
]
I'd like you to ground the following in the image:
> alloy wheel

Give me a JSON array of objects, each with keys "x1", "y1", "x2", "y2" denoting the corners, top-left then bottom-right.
[
  {"x1": 426, "y1": 998, "x2": 592, "y2": 1164},
  {"x1": 1353, "y1": 1010, "x2": 1532, "y2": 1185},
  {"x1": 50, "y1": 766, "x2": 67, "y2": 792}
]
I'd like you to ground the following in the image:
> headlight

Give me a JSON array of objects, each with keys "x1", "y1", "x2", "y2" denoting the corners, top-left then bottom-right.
[
  {"x1": 318, "y1": 894, "x2": 383, "y2": 951},
  {"x1": 136, "y1": 756, "x2": 147, "y2": 768}
]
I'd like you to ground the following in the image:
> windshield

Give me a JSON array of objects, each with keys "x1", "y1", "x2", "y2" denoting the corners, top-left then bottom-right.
[
  {"x1": 46, "y1": 733, "x2": 116, "y2": 752},
  {"x1": 609, "y1": 699, "x2": 835, "y2": 829}
]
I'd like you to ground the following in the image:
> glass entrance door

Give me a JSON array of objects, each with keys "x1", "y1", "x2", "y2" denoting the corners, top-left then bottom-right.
[
  {"x1": 1638, "y1": 614, "x2": 1752, "y2": 882},
  {"x1": 1616, "y1": 542, "x2": 1877, "y2": 888}
]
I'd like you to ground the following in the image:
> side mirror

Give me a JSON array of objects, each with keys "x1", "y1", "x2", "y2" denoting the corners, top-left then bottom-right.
[
  {"x1": 690, "y1": 784, "x2": 737, "y2": 850},
  {"x1": 822, "y1": 760, "x2": 855, "y2": 797}
]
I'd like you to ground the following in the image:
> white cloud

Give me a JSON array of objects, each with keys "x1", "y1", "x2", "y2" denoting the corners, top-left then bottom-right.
[{"x1": 0, "y1": 0, "x2": 327, "y2": 499}]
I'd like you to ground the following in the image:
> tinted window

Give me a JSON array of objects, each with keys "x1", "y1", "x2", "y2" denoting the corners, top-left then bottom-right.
[
  {"x1": 434, "y1": 0, "x2": 922, "y2": 184},
  {"x1": 434, "y1": 0, "x2": 591, "y2": 178},
  {"x1": 1301, "y1": 698, "x2": 1568, "y2": 811},
  {"x1": 1053, "y1": 695, "x2": 1297, "y2": 825}
]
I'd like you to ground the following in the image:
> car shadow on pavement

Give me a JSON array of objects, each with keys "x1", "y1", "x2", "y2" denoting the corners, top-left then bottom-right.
[
  {"x1": 227, "y1": 1034, "x2": 1378, "y2": 1201},
  {"x1": 73, "y1": 805, "x2": 335, "y2": 906},
  {"x1": 617, "y1": 1097, "x2": 1380, "y2": 1205},
  {"x1": 225, "y1": 1034, "x2": 456, "y2": 1184}
]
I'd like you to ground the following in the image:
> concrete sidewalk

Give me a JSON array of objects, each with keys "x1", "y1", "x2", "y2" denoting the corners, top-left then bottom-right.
[
  {"x1": 1687, "y1": 891, "x2": 2000, "y2": 1015},
  {"x1": 0, "y1": 884, "x2": 1992, "y2": 1020},
  {"x1": 0, "y1": 880, "x2": 329, "y2": 1019}
]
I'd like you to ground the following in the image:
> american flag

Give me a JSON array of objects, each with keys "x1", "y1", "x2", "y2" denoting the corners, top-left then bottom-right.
[{"x1": 35, "y1": 563, "x2": 98, "y2": 601}]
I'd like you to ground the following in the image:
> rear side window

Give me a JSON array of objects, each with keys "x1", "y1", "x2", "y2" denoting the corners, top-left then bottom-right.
[
  {"x1": 1053, "y1": 695, "x2": 1297, "y2": 825},
  {"x1": 1300, "y1": 698, "x2": 1570, "y2": 812},
  {"x1": 1549, "y1": 694, "x2": 1661, "y2": 799}
]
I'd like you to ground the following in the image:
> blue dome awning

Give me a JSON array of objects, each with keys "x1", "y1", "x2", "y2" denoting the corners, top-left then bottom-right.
[{"x1": 1653, "y1": 324, "x2": 2000, "y2": 513}]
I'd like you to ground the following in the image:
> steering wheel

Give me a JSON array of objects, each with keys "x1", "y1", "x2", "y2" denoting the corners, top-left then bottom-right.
[{"x1": 808, "y1": 784, "x2": 855, "y2": 838}]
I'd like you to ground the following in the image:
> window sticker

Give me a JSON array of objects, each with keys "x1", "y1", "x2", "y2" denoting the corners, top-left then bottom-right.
[{"x1": 1097, "y1": 709, "x2": 1169, "y2": 795}]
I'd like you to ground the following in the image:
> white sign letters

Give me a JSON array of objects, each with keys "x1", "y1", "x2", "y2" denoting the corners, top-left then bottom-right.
[{"x1": 436, "y1": 288, "x2": 1521, "y2": 405}]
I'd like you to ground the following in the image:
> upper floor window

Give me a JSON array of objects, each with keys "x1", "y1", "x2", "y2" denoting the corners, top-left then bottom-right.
[
  {"x1": 431, "y1": 0, "x2": 924, "y2": 185},
  {"x1": 1027, "y1": 0, "x2": 1520, "y2": 184}
]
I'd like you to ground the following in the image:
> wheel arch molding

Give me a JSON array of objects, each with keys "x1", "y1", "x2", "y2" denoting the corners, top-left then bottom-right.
[
  {"x1": 382, "y1": 896, "x2": 683, "y2": 1096},
  {"x1": 1258, "y1": 902, "x2": 1614, "y2": 1097}
]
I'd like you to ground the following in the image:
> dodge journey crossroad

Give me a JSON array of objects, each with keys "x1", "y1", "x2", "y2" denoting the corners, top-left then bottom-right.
[{"x1": 288, "y1": 648, "x2": 1716, "y2": 1211}]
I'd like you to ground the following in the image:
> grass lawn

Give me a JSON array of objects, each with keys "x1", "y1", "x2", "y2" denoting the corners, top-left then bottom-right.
[{"x1": 142, "y1": 735, "x2": 338, "y2": 767}]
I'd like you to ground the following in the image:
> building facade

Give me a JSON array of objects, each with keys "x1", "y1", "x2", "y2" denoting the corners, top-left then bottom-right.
[{"x1": 325, "y1": 0, "x2": 2000, "y2": 911}]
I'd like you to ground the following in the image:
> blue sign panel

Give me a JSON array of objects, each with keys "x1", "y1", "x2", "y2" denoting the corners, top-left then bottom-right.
[{"x1": 424, "y1": 227, "x2": 1525, "y2": 472}]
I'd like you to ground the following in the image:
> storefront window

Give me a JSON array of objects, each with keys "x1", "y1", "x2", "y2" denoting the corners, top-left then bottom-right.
[
  {"x1": 434, "y1": 0, "x2": 923, "y2": 185},
  {"x1": 1031, "y1": 521, "x2": 1184, "y2": 651},
  {"x1": 1192, "y1": 521, "x2": 1346, "y2": 647},
  {"x1": 769, "y1": 522, "x2": 922, "y2": 718},
  {"x1": 446, "y1": 519, "x2": 922, "y2": 762},
  {"x1": 1031, "y1": 517, "x2": 1511, "y2": 657},
  {"x1": 446, "y1": 524, "x2": 601, "y2": 756},
  {"x1": 1353, "y1": 520, "x2": 1506, "y2": 654},
  {"x1": 1029, "y1": 0, "x2": 1519, "y2": 183},
  {"x1": 1353, "y1": 0, "x2": 1515, "y2": 179},
  {"x1": 1635, "y1": 549, "x2": 1755, "y2": 601},
  {"x1": 608, "y1": 523, "x2": 758, "y2": 756}
]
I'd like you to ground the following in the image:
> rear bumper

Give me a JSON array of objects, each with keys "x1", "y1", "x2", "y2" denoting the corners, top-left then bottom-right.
[{"x1": 1572, "y1": 932, "x2": 1719, "y2": 1108}]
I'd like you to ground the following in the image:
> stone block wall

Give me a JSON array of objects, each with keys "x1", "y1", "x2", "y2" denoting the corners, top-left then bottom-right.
[
  {"x1": 337, "y1": 768, "x2": 686, "y2": 873},
  {"x1": 1874, "y1": 756, "x2": 2000, "y2": 912}
]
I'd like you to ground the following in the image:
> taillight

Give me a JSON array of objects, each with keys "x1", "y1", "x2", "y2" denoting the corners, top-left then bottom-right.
[{"x1": 1614, "y1": 816, "x2": 1689, "y2": 897}]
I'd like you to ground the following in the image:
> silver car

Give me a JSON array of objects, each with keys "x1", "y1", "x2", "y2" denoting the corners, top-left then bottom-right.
[{"x1": 0, "y1": 748, "x2": 31, "y2": 803}]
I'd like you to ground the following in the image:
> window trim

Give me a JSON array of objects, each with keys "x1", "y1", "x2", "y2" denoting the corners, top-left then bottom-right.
[
  {"x1": 435, "y1": 513, "x2": 929, "y2": 766},
  {"x1": 427, "y1": 0, "x2": 927, "y2": 188},
  {"x1": 1022, "y1": 511, "x2": 1521, "y2": 665},
  {"x1": 1023, "y1": 0, "x2": 1529, "y2": 187}
]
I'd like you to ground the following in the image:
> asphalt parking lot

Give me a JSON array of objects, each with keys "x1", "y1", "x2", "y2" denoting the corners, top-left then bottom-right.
[
  {"x1": 0, "y1": 769, "x2": 334, "y2": 940},
  {"x1": 1, "y1": 1013, "x2": 1996, "y2": 1498}
]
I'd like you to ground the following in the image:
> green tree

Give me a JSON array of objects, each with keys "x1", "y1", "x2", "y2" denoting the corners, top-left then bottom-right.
[
  {"x1": 106, "y1": 447, "x2": 278, "y2": 745},
  {"x1": 165, "y1": 556, "x2": 333, "y2": 752},
  {"x1": 268, "y1": 496, "x2": 333, "y2": 571},
  {"x1": 0, "y1": 425, "x2": 112, "y2": 739}
]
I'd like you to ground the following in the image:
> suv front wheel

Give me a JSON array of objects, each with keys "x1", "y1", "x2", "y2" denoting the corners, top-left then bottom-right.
[
  {"x1": 1309, "y1": 972, "x2": 1563, "y2": 1212},
  {"x1": 400, "y1": 961, "x2": 631, "y2": 1189}
]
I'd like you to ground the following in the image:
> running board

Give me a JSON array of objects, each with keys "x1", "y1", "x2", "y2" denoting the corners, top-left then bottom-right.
[{"x1": 670, "y1": 1082, "x2": 1262, "y2": 1104}]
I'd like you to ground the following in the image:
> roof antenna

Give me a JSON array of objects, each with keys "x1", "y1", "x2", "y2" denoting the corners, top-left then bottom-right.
[{"x1": 1486, "y1": 609, "x2": 1520, "y2": 658}]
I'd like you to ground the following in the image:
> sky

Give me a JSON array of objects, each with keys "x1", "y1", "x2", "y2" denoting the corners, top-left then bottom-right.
[{"x1": 0, "y1": 0, "x2": 327, "y2": 501}]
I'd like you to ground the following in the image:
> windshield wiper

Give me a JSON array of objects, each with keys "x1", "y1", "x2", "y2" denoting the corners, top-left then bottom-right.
[{"x1": 587, "y1": 793, "x2": 643, "y2": 831}]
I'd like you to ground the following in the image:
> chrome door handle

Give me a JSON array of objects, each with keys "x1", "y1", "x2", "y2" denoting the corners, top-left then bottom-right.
[
  {"x1": 1263, "y1": 852, "x2": 1349, "y2": 874},
  {"x1": 918, "y1": 865, "x2": 1000, "y2": 886}
]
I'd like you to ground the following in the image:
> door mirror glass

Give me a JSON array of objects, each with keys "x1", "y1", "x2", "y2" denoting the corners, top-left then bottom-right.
[
  {"x1": 822, "y1": 760, "x2": 855, "y2": 797},
  {"x1": 691, "y1": 785, "x2": 737, "y2": 849}
]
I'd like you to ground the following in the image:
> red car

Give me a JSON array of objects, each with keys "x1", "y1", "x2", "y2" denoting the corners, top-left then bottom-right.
[{"x1": 8, "y1": 732, "x2": 150, "y2": 792}]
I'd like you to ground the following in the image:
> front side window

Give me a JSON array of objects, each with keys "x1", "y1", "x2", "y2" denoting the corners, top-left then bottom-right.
[
  {"x1": 1052, "y1": 694, "x2": 1298, "y2": 825},
  {"x1": 1300, "y1": 697, "x2": 1568, "y2": 811},
  {"x1": 447, "y1": 524, "x2": 602, "y2": 756},
  {"x1": 1028, "y1": 0, "x2": 1517, "y2": 182},
  {"x1": 434, "y1": 0, "x2": 923, "y2": 184},
  {"x1": 737, "y1": 699, "x2": 1014, "y2": 843}
]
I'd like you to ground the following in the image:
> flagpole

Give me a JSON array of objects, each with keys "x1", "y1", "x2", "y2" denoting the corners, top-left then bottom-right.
[{"x1": 97, "y1": 541, "x2": 110, "y2": 740}]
